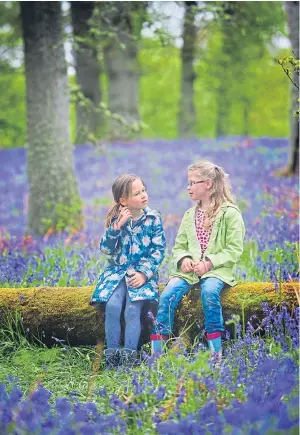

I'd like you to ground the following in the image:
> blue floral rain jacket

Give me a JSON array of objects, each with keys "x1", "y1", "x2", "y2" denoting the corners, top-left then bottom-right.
[{"x1": 90, "y1": 207, "x2": 166, "y2": 304}]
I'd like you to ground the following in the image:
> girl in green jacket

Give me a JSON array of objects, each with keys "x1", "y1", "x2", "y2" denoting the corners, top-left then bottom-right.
[{"x1": 151, "y1": 161, "x2": 245, "y2": 362}]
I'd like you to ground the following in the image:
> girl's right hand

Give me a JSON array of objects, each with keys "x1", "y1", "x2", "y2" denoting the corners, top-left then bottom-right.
[
  {"x1": 113, "y1": 206, "x2": 133, "y2": 229},
  {"x1": 180, "y1": 257, "x2": 195, "y2": 273}
]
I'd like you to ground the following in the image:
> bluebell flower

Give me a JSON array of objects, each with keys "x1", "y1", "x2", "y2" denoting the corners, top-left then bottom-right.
[
  {"x1": 155, "y1": 386, "x2": 166, "y2": 401},
  {"x1": 98, "y1": 388, "x2": 107, "y2": 398},
  {"x1": 41, "y1": 415, "x2": 57, "y2": 433},
  {"x1": 55, "y1": 397, "x2": 72, "y2": 418},
  {"x1": 136, "y1": 418, "x2": 143, "y2": 428}
]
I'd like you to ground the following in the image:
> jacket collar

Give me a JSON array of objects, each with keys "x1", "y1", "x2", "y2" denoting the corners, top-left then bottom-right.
[
  {"x1": 111, "y1": 206, "x2": 157, "y2": 225},
  {"x1": 115, "y1": 206, "x2": 158, "y2": 232},
  {"x1": 189, "y1": 200, "x2": 240, "y2": 214},
  {"x1": 143, "y1": 206, "x2": 159, "y2": 217},
  {"x1": 186, "y1": 201, "x2": 240, "y2": 252}
]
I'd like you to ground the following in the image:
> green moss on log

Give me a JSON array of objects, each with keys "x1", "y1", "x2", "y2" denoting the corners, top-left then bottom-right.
[
  {"x1": 173, "y1": 282, "x2": 298, "y2": 339},
  {"x1": 0, "y1": 283, "x2": 297, "y2": 346}
]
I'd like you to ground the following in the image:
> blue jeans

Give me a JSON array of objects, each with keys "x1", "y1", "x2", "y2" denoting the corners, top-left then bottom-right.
[
  {"x1": 105, "y1": 279, "x2": 144, "y2": 350},
  {"x1": 154, "y1": 277, "x2": 226, "y2": 336}
]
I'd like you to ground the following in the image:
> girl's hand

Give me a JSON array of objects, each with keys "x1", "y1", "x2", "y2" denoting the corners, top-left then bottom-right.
[
  {"x1": 127, "y1": 271, "x2": 147, "y2": 288},
  {"x1": 180, "y1": 257, "x2": 195, "y2": 273},
  {"x1": 193, "y1": 260, "x2": 213, "y2": 276},
  {"x1": 113, "y1": 206, "x2": 133, "y2": 229}
]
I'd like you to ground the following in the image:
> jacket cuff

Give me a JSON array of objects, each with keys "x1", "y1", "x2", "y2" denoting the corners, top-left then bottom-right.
[
  {"x1": 135, "y1": 265, "x2": 153, "y2": 280},
  {"x1": 106, "y1": 226, "x2": 121, "y2": 238},
  {"x1": 175, "y1": 254, "x2": 192, "y2": 269}
]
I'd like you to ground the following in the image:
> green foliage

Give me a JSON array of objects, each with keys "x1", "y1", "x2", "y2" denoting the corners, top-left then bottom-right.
[
  {"x1": 278, "y1": 54, "x2": 300, "y2": 118},
  {"x1": 0, "y1": 71, "x2": 26, "y2": 147},
  {"x1": 139, "y1": 39, "x2": 181, "y2": 139},
  {"x1": 0, "y1": 1, "x2": 22, "y2": 61},
  {"x1": 0, "y1": 2, "x2": 26, "y2": 147},
  {"x1": 278, "y1": 55, "x2": 300, "y2": 86},
  {"x1": 212, "y1": 1, "x2": 285, "y2": 49},
  {"x1": 0, "y1": 243, "x2": 105, "y2": 289},
  {"x1": 237, "y1": 240, "x2": 298, "y2": 282},
  {"x1": 40, "y1": 195, "x2": 83, "y2": 234},
  {"x1": 70, "y1": 73, "x2": 146, "y2": 144},
  {"x1": 0, "y1": 318, "x2": 297, "y2": 429},
  {"x1": 0, "y1": 1, "x2": 291, "y2": 147},
  {"x1": 0, "y1": 308, "x2": 32, "y2": 354},
  {"x1": 198, "y1": 1, "x2": 287, "y2": 136},
  {"x1": 0, "y1": 240, "x2": 296, "y2": 289}
]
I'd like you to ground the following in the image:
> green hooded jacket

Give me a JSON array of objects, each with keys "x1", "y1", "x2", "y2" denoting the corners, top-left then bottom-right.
[{"x1": 170, "y1": 201, "x2": 245, "y2": 287}]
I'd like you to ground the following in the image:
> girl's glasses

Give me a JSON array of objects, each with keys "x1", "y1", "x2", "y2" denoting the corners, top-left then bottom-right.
[{"x1": 187, "y1": 180, "x2": 205, "y2": 187}]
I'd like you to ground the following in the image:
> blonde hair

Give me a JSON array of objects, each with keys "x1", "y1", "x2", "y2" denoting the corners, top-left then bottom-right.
[
  {"x1": 105, "y1": 174, "x2": 146, "y2": 228},
  {"x1": 188, "y1": 161, "x2": 235, "y2": 230}
]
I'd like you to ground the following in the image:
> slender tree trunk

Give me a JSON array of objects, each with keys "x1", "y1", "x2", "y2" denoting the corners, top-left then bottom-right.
[
  {"x1": 215, "y1": 3, "x2": 236, "y2": 138},
  {"x1": 285, "y1": 1, "x2": 299, "y2": 174},
  {"x1": 71, "y1": 1, "x2": 103, "y2": 144},
  {"x1": 104, "y1": 35, "x2": 139, "y2": 138},
  {"x1": 215, "y1": 39, "x2": 231, "y2": 137},
  {"x1": 178, "y1": 1, "x2": 197, "y2": 138},
  {"x1": 21, "y1": 1, "x2": 82, "y2": 236},
  {"x1": 101, "y1": 1, "x2": 143, "y2": 139}
]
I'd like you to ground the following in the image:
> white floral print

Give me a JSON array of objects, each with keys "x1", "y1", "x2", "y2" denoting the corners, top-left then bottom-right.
[{"x1": 90, "y1": 207, "x2": 166, "y2": 304}]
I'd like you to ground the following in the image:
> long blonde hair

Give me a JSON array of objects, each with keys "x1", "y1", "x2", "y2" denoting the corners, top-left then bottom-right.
[
  {"x1": 105, "y1": 174, "x2": 146, "y2": 229},
  {"x1": 188, "y1": 161, "x2": 235, "y2": 230}
]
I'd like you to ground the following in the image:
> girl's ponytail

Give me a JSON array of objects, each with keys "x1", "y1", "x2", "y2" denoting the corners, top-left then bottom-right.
[
  {"x1": 105, "y1": 203, "x2": 120, "y2": 229},
  {"x1": 104, "y1": 174, "x2": 145, "y2": 229}
]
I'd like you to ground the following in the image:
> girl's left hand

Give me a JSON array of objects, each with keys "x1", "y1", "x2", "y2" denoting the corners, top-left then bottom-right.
[
  {"x1": 127, "y1": 271, "x2": 147, "y2": 288},
  {"x1": 193, "y1": 260, "x2": 213, "y2": 276}
]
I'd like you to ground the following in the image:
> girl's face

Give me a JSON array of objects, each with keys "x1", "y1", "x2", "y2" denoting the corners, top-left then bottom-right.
[
  {"x1": 121, "y1": 178, "x2": 148, "y2": 210},
  {"x1": 187, "y1": 170, "x2": 211, "y2": 201}
]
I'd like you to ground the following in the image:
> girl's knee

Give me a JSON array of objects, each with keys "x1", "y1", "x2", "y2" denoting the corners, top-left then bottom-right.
[
  {"x1": 201, "y1": 286, "x2": 216, "y2": 298},
  {"x1": 160, "y1": 278, "x2": 189, "y2": 302},
  {"x1": 201, "y1": 286, "x2": 220, "y2": 305},
  {"x1": 160, "y1": 291, "x2": 171, "y2": 304},
  {"x1": 124, "y1": 301, "x2": 143, "y2": 321},
  {"x1": 201, "y1": 279, "x2": 224, "y2": 296},
  {"x1": 106, "y1": 300, "x2": 123, "y2": 316}
]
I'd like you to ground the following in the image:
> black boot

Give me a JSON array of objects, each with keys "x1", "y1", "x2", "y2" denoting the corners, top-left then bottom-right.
[
  {"x1": 119, "y1": 348, "x2": 140, "y2": 368},
  {"x1": 104, "y1": 349, "x2": 120, "y2": 370}
]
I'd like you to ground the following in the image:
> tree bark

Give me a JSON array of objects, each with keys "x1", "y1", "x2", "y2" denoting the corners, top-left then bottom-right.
[
  {"x1": 215, "y1": 3, "x2": 236, "y2": 138},
  {"x1": 101, "y1": 2, "x2": 143, "y2": 139},
  {"x1": 21, "y1": 1, "x2": 82, "y2": 236},
  {"x1": 71, "y1": 1, "x2": 103, "y2": 145},
  {"x1": 215, "y1": 50, "x2": 231, "y2": 138},
  {"x1": 104, "y1": 36, "x2": 139, "y2": 138},
  {"x1": 178, "y1": 1, "x2": 197, "y2": 138},
  {"x1": 284, "y1": 1, "x2": 299, "y2": 175}
]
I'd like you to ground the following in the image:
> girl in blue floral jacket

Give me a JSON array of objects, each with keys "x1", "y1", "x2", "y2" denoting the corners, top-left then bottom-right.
[{"x1": 90, "y1": 174, "x2": 166, "y2": 368}]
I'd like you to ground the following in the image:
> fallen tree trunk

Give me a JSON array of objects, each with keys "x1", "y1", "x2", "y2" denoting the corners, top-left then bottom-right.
[{"x1": 0, "y1": 283, "x2": 297, "y2": 346}]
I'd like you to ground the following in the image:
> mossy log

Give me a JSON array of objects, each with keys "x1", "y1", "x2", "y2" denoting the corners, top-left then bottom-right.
[{"x1": 0, "y1": 283, "x2": 297, "y2": 346}]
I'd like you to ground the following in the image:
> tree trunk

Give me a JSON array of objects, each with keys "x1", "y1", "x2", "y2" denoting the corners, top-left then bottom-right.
[
  {"x1": 215, "y1": 40, "x2": 232, "y2": 138},
  {"x1": 21, "y1": 1, "x2": 82, "y2": 236},
  {"x1": 102, "y1": 2, "x2": 141, "y2": 139},
  {"x1": 71, "y1": 1, "x2": 103, "y2": 145},
  {"x1": 104, "y1": 37, "x2": 139, "y2": 138},
  {"x1": 178, "y1": 1, "x2": 197, "y2": 138},
  {"x1": 285, "y1": 1, "x2": 299, "y2": 175},
  {"x1": 215, "y1": 3, "x2": 236, "y2": 138},
  {"x1": 0, "y1": 282, "x2": 296, "y2": 346}
]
